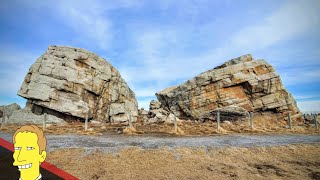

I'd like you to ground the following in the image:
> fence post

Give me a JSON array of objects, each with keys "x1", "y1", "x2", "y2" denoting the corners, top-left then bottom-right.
[
  {"x1": 43, "y1": 113, "x2": 47, "y2": 132},
  {"x1": 85, "y1": 114, "x2": 88, "y2": 131},
  {"x1": 315, "y1": 114, "x2": 318, "y2": 129},
  {"x1": 288, "y1": 112, "x2": 292, "y2": 129},
  {"x1": 250, "y1": 112, "x2": 253, "y2": 129},
  {"x1": 217, "y1": 111, "x2": 220, "y2": 129},
  {"x1": 129, "y1": 114, "x2": 133, "y2": 128},
  {"x1": 174, "y1": 113, "x2": 178, "y2": 133}
]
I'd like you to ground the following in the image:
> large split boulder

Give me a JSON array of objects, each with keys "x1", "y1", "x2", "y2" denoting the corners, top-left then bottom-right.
[
  {"x1": 18, "y1": 46, "x2": 138, "y2": 122},
  {"x1": 156, "y1": 54, "x2": 302, "y2": 121}
]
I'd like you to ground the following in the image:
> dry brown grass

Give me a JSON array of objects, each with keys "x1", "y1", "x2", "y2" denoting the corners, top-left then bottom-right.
[
  {"x1": 0, "y1": 114, "x2": 319, "y2": 136},
  {"x1": 46, "y1": 144, "x2": 320, "y2": 180}
]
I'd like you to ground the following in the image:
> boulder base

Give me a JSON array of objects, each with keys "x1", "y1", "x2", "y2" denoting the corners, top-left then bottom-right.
[{"x1": 8, "y1": 108, "x2": 66, "y2": 125}]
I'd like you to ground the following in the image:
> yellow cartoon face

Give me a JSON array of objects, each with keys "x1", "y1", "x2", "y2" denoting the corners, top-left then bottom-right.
[{"x1": 13, "y1": 132, "x2": 46, "y2": 177}]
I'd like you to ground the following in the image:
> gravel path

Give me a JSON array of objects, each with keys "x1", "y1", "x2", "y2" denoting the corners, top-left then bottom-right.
[{"x1": 1, "y1": 133, "x2": 320, "y2": 152}]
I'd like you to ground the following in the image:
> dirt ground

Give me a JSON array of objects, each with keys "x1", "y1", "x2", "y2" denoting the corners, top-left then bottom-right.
[{"x1": 46, "y1": 144, "x2": 320, "y2": 180}]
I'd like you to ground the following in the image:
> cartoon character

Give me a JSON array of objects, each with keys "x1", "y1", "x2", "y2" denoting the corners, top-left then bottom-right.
[{"x1": 12, "y1": 125, "x2": 47, "y2": 180}]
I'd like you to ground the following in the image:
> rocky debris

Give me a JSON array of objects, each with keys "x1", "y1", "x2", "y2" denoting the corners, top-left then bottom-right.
[
  {"x1": 138, "y1": 108, "x2": 149, "y2": 122},
  {"x1": 0, "y1": 103, "x2": 21, "y2": 118},
  {"x1": 156, "y1": 54, "x2": 302, "y2": 121},
  {"x1": 200, "y1": 105, "x2": 249, "y2": 123},
  {"x1": 18, "y1": 45, "x2": 138, "y2": 123},
  {"x1": 138, "y1": 108, "x2": 149, "y2": 116},
  {"x1": 146, "y1": 100, "x2": 180, "y2": 124},
  {"x1": 150, "y1": 100, "x2": 161, "y2": 110},
  {"x1": 7, "y1": 108, "x2": 66, "y2": 125},
  {"x1": 90, "y1": 120, "x2": 103, "y2": 125},
  {"x1": 303, "y1": 114, "x2": 319, "y2": 124}
]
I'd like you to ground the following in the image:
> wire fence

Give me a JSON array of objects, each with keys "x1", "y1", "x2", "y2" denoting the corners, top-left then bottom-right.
[
  {"x1": 205, "y1": 110, "x2": 319, "y2": 130},
  {"x1": 1, "y1": 109, "x2": 319, "y2": 132}
]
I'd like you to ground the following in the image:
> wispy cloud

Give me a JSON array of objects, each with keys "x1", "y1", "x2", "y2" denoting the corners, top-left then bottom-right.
[
  {"x1": 21, "y1": 0, "x2": 144, "y2": 50},
  {"x1": 297, "y1": 100, "x2": 320, "y2": 113},
  {"x1": 119, "y1": 0, "x2": 320, "y2": 110},
  {"x1": 0, "y1": 45, "x2": 39, "y2": 108},
  {"x1": 281, "y1": 68, "x2": 320, "y2": 86},
  {"x1": 48, "y1": 0, "x2": 114, "y2": 50},
  {"x1": 229, "y1": 0, "x2": 320, "y2": 52},
  {"x1": 1, "y1": 0, "x2": 319, "y2": 112}
]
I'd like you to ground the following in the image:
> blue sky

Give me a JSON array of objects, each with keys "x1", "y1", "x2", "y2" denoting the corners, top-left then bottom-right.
[{"x1": 0, "y1": 0, "x2": 319, "y2": 112}]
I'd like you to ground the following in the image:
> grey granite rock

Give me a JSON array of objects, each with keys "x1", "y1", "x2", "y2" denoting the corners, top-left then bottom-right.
[{"x1": 18, "y1": 46, "x2": 138, "y2": 122}]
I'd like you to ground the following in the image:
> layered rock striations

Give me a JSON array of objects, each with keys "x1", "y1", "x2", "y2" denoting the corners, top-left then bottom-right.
[
  {"x1": 18, "y1": 46, "x2": 138, "y2": 122},
  {"x1": 156, "y1": 54, "x2": 301, "y2": 121}
]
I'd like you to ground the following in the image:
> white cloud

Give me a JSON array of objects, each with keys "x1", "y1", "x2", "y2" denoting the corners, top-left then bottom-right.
[
  {"x1": 297, "y1": 100, "x2": 320, "y2": 113},
  {"x1": 0, "y1": 46, "x2": 39, "y2": 95},
  {"x1": 2, "y1": 0, "x2": 320, "y2": 112},
  {"x1": 134, "y1": 88, "x2": 157, "y2": 97},
  {"x1": 0, "y1": 45, "x2": 40, "y2": 107},
  {"x1": 230, "y1": 1, "x2": 320, "y2": 51},
  {"x1": 121, "y1": 0, "x2": 320, "y2": 100},
  {"x1": 294, "y1": 94, "x2": 320, "y2": 101},
  {"x1": 280, "y1": 68, "x2": 320, "y2": 86},
  {"x1": 137, "y1": 98, "x2": 153, "y2": 110},
  {"x1": 22, "y1": 0, "x2": 145, "y2": 50},
  {"x1": 49, "y1": 0, "x2": 113, "y2": 50}
]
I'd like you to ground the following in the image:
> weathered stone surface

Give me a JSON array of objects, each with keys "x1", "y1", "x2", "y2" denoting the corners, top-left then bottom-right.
[
  {"x1": 145, "y1": 100, "x2": 180, "y2": 124},
  {"x1": 150, "y1": 100, "x2": 161, "y2": 110},
  {"x1": 7, "y1": 108, "x2": 66, "y2": 125},
  {"x1": 304, "y1": 114, "x2": 319, "y2": 124},
  {"x1": 165, "y1": 113, "x2": 181, "y2": 124},
  {"x1": 18, "y1": 46, "x2": 138, "y2": 122},
  {"x1": 156, "y1": 54, "x2": 302, "y2": 121},
  {"x1": 138, "y1": 108, "x2": 149, "y2": 122},
  {"x1": 200, "y1": 105, "x2": 249, "y2": 122},
  {"x1": 0, "y1": 103, "x2": 21, "y2": 117}
]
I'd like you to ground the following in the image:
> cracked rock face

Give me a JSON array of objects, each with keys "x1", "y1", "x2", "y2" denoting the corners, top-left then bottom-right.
[
  {"x1": 156, "y1": 54, "x2": 302, "y2": 121},
  {"x1": 18, "y1": 46, "x2": 138, "y2": 122}
]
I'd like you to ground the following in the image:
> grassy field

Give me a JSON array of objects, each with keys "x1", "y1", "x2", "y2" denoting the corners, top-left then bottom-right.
[{"x1": 46, "y1": 144, "x2": 320, "y2": 180}]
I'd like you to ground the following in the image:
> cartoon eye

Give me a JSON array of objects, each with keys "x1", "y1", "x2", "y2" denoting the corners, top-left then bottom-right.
[
  {"x1": 14, "y1": 147, "x2": 21, "y2": 150},
  {"x1": 27, "y1": 147, "x2": 34, "y2": 150}
]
